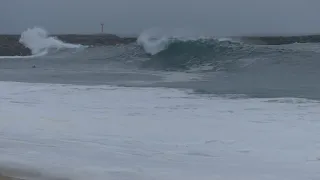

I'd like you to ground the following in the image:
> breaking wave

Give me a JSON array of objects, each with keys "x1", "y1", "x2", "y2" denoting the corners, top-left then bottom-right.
[
  {"x1": 0, "y1": 27, "x2": 85, "y2": 59},
  {"x1": 136, "y1": 28, "x2": 231, "y2": 55},
  {"x1": 135, "y1": 28, "x2": 320, "y2": 71},
  {"x1": 136, "y1": 29, "x2": 256, "y2": 70},
  {"x1": 139, "y1": 39, "x2": 242, "y2": 70},
  {"x1": 2, "y1": 26, "x2": 320, "y2": 72}
]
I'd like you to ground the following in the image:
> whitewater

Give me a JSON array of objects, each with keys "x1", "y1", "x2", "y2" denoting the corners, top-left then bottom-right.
[
  {"x1": 0, "y1": 27, "x2": 85, "y2": 59},
  {"x1": 1, "y1": 27, "x2": 320, "y2": 180}
]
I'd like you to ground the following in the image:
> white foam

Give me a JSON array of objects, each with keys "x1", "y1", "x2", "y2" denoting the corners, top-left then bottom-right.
[
  {"x1": 0, "y1": 81, "x2": 320, "y2": 180},
  {"x1": 0, "y1": 27, "x2": 85, "y2": 59},
  {"x1": 19, "y1": 27, "x2": 83, "y2": 55},
  {"x1": 0, "y1": 51, "x2": 48, "y2": 59},
  {"x1": 136, "y1": 28, "x2": 206, "y2": 55},
  {"x1": 137, "y1": 28, "x2": 171, "y2": 55},
  {"x1": 136, "y1": 28, "x2": 236, "y2": 55}
]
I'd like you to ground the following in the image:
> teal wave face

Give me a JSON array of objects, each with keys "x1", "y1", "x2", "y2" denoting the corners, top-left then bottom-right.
[
  {"x1": 140, "y1": 39, "x2": 257, "y2": 71},
  {"x1": 137, "y1": 37, "x2": 320, "y2": 72}
]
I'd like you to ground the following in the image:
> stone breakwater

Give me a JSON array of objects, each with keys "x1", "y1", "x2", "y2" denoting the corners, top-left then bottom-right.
[
  {"x1": 0, "y1": 34, "x2": 137, "y2": 56},
  {"x1": 0, "y1": 35, "x2": 31, "y2": 56},
  {"x1": 1, "y1": 33, "x2": 320, "y2": 56},
  {"x1": 240, "y1": 34, "x2": 320, "y2": 45}
]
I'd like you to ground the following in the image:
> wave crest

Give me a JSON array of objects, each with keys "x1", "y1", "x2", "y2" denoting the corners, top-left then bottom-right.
[
  {"x1": 143, "y1": 40, "x2": 245, "y2": 70},
  {"x1": 136, "y1": 28, "x2": 214, "y2": 55},
  {"x1": 137, "y1": 29, "x2": 248, "y2": 70},
  {"x1": 19, "y1": 27, "x2": 85, "y2": 56},
  {"x1": 0, "y1": 27, "x2": 86, "y2": 59}
]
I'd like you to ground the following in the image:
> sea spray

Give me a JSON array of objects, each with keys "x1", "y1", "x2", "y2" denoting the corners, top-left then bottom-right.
[
  {"x1": 137, "y1": 28, "x2": 171, "y2": 55},
  {"x1": 19, "y1": 27, "x2": 84, "y2": 55},
  {"x1": 136, "y1": 28, "x2": 236, "y2": 55},
  {"x1": 0, "y1": 27, "x2": 85, "y2": 59}
]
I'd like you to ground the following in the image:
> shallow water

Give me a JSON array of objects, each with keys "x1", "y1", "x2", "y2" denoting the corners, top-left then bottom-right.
[
  {"x1": 1, "y1": 82, "x2": 320, "y2": 180},
  {"x1": 1, "y1": 27, "x2": 320, "y2": 180}
]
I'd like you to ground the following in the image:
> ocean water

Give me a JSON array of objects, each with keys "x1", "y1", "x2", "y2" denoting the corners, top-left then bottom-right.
[{"x1": 0, "y1": 27, "x2": 320, "y2": 180}]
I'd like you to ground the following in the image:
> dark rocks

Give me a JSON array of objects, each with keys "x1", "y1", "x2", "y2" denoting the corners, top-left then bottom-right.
[
  {"x1": 0, "y1": 35, "x2": 32, "y2": 56},
  {"x1": 55, "y1": 34, "x2": 137, "y2": 46},
  {"x1": 240, "y1": 34, "x2": 320, "y2": 45},
  {"x1": 2, "y1": 32, "x2": 320, "y2": 56},
  {"x1": 0, "y1": 34, "x2": 137, "y2": 56}
]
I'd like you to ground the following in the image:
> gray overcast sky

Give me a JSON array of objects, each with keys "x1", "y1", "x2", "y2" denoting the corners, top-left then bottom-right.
[{"x1": 2, "y1": 0, "x2": 320, "y2": 36}]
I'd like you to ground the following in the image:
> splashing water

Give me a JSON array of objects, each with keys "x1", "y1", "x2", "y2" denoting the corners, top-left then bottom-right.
[
  {"x1": 136, "y1": 28, "x2": 235, "y2": 55},
  {"x1": 19, "y1": 27, "x2": 84, "y2": 55},
  {"x1": 137, "y1": 28, "x2": 171, "y2": 55},
  {"x1": 0, "y1": 27, "x2": 85, "y2": 59}
]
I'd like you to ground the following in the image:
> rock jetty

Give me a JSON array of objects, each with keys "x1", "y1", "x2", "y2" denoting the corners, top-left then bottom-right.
[{"x1": 0, "y1": 34, "x2": 137, "y2": 56}]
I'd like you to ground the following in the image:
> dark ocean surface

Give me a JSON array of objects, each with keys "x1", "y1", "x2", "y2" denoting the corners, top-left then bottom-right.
[
  {"x1": 1, "y1": 27, "x2": 320, "y2": 180},
  {"x1": 1, "y1": 27, "x2": 320, "y2": 100}
]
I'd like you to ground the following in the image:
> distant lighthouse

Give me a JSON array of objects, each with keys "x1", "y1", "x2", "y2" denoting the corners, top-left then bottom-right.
[{"x1": 100, "y1": 23, "x2": 104, "y2": 33}]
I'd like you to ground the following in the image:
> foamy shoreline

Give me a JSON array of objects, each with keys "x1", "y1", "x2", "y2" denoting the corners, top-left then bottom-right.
[{"x1": 1, "y1": 82, "x2": 320, "y2": 180}]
